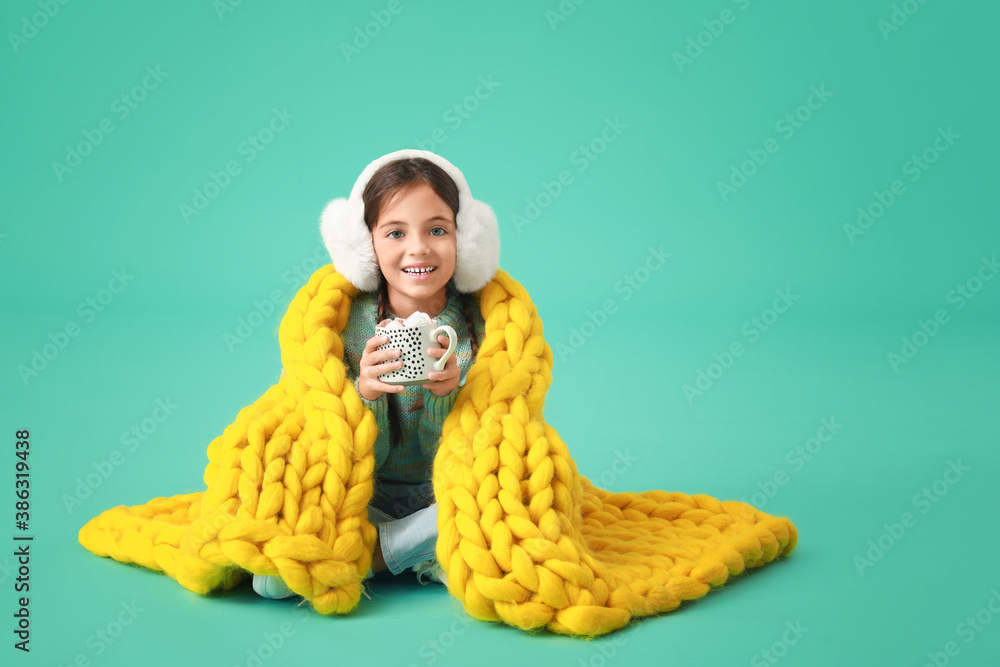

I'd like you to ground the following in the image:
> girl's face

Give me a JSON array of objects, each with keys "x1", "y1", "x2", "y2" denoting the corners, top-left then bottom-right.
[{"x1": 372, "y1": 181, "x2": 457, "y2": 317}]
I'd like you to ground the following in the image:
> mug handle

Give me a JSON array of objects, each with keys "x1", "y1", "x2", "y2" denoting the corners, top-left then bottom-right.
[{"x1": 430, "y1": 325, "x2": 457, "y2": 370}]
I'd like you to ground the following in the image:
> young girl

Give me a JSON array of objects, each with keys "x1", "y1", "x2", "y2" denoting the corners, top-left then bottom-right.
[{"x1": 253, "y1": 150, "x2": 493, "y2": 599}]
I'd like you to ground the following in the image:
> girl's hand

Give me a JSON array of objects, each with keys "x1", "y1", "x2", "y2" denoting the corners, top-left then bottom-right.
[
  {"x1": 358, "y1": 334, "x2": 406, "y2": 401},
  {"x1": 422, "y1": 333, "x2": 459, "y2": 397}
]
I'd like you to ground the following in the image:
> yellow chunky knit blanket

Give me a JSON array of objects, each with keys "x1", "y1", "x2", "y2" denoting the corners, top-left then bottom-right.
[{"x1": 78, "y1": 265, "x2": 797, "y2": 637}]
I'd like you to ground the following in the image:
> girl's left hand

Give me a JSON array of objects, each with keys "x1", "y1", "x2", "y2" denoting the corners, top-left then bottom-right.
[{"x1": 422, "y1": 333, "x2": 460, "y2": 396}]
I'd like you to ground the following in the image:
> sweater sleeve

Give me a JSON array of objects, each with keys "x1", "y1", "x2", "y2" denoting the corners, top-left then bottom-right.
[{"x1": 418, "y1": 389, "x2": 456, "y2": 459}]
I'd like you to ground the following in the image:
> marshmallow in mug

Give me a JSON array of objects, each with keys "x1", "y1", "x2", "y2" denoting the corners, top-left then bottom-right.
[{"x1": 378, "y1": 311, "x2": 436, "y2": 329}]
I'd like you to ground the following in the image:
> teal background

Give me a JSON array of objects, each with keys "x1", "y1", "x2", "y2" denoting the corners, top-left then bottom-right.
[{"x1": 2, "y1": 0, "x2": 998, "y2": 664}]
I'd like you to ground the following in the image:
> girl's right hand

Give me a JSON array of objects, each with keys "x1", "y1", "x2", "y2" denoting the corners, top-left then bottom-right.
[{"x1": 358, "y1": 334, "x2": 406, "y2": 401}]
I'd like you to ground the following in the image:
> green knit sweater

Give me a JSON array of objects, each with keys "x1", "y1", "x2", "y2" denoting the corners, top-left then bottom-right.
[{"x1": 343, "y1": 283, "x2": 486, "y2": 484}]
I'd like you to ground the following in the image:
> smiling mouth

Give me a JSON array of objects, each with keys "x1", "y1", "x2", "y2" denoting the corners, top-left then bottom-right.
[{"x1": 402, "y1": 267, "x2": 437, "y2": 275}]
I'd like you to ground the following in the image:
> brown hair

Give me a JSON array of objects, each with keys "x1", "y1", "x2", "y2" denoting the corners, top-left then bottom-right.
[{"x1": 362, "y1": 157, "x2": 482, "y2": 447}]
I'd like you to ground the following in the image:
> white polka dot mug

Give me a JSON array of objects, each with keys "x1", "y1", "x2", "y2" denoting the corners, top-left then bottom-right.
[{"x1": 374, "y1": 322, "x2": 458, "y2": 386}]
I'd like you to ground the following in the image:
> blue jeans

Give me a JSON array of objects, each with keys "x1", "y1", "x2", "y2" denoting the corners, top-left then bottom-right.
[{"x1": 368, "y1": 479, "x2": 438, "y2": 575}]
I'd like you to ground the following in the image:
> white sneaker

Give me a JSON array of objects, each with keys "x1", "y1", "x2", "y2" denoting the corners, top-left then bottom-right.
[
  {"x1": 411, "y1": 558, "x2": 448, "y2": 586},
  {"x1": 252, "y1": 574, "x2": 297, "y2": 599}
]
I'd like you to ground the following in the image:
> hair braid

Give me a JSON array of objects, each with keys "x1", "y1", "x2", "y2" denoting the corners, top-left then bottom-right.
[
  {"x1": 459, "y1": 291, "x2": 480, "y2": 360},
  {"x1": 377, "y1": 277, "x2": 404, "y2": 446}
]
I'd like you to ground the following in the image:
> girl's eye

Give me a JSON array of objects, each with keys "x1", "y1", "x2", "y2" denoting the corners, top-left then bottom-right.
[
  {"x1": 430, "y1": 227, "x2": 446, "y2": 236},
  {"x1": 387, "y1": 230, "x2": 403, "y2": 239}
]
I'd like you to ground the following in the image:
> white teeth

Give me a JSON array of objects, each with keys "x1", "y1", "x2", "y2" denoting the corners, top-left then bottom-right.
[{"x1": 404, "y1": 267, "x2": 435, "y2": 274}]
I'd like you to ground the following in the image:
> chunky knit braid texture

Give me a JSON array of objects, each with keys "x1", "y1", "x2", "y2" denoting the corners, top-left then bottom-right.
[{"x1": 78, "y1": 265, "x2": 797, "y2": 638}]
